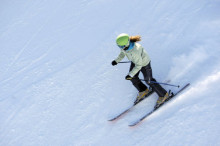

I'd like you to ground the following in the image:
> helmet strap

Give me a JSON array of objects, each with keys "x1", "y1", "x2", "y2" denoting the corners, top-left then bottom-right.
[{"x1": 123, "y1": 45, "x2": 130, "y2": 51}]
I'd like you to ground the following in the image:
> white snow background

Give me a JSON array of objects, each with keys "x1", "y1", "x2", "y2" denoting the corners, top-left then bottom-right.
[{"x1": 0, "y1": 0, "x2": 220, "y2": 145}]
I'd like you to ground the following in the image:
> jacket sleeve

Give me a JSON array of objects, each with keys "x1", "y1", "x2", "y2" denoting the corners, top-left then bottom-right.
[
  {"x1": 115, "y1": 51, "x2": 125, "y2": 63},
  {"x1": 128, "y1": 56, "x2": 143, "y2": 77}
]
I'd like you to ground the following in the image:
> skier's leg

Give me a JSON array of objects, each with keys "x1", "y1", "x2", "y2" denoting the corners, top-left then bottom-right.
[
  {"x1": 141, "y1": 62, "x2": 167, "y2": 97},
  {"x1": 129, "y1": 62, "x2": 147, "y2": 92}
]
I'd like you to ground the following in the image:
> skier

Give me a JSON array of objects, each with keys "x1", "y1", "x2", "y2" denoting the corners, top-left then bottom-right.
[{"x1": 111, "y1": 33, "x2": 169, "y2": 105}]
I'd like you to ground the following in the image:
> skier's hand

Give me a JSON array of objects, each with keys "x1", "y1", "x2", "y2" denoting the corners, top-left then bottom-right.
[
  {"x1": 111, "y1": 60, "x2": 117, "y2": 66},
  {"x1": 125, "y1": 75, "x2": 132, "y2": 80}
]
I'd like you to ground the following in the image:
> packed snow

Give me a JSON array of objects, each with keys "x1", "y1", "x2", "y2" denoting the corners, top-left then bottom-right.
[{"x1": 0, "y1": 0, "x2": 220, "y2": 145}]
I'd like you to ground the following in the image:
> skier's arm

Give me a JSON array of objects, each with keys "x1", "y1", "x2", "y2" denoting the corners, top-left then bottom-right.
[
  {"x1": 115, "y1": 51, "x2": 125, "y2": 63},
  {"x1": 129, "y1": 57, "x2": 143, "y2": 77}
]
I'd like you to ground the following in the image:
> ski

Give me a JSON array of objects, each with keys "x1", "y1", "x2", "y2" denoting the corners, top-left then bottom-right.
[
  {"x1": 108, "y1": 80, "x2": 171, "y2": 121},
  {"x1": 108, "y1": 89, "x2": 154, "y2": 121},
  {"x1": 129, "y1": 83, "x2": 190, "y2": 127}
]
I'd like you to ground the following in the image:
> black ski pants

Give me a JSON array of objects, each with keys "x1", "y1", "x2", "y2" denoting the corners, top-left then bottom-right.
[{"x1": 129, "y1": 62, "x2": 167, "y2": 97}]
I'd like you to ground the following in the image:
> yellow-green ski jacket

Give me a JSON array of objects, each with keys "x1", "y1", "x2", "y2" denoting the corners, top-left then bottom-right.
[{"x1": 114, "y1": 42, "x2": 151, "y2": 77}]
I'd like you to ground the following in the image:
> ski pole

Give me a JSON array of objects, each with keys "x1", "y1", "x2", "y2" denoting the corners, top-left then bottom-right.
[
  {"x1": 118, "y1": 61, "x2": 131, "y2": 63},
  {"x1": 141, "y1": 79, "x2": 180, "y2": 88}
]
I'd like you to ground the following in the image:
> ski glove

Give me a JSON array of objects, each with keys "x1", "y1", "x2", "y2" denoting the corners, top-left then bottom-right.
[
  {"x1": 125, "y1": 75, "x2": 133, "y2": 80},
  {"x1": 112, "y1": 60, "x2": 117, "y2": 66}
]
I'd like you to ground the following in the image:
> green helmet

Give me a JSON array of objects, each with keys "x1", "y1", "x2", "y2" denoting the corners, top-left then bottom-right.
[{"x1": 116, "y1": 33, "x2": 130, "y2": 49}]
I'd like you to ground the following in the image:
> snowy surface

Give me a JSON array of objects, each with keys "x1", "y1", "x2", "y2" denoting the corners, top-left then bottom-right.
[{"x1": 0, "y1": 0, "x2": 220, "y2": 145}]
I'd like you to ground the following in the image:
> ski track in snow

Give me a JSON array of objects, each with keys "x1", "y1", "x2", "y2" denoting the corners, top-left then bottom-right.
[
  {"x1": 0, "y1": 0, "x2": 220, "y2": 145},
  {"x1": 4, "y1": 22, "x2": 46, "y2": 76}
]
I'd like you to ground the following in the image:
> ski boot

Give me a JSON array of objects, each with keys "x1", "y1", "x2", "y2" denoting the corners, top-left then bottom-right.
[
  {"x1": 134, "y1": 88, "x2": 150, "y2": 104},
  {"x1": 156, "y1": 92, "x2": 169, "y2": 105},
  {"x1": 156, "y1": 90, "x2": 174, "y2": 107},
  {"x1": 155, "y1": 90, "x2": 174, "y2": 108}
]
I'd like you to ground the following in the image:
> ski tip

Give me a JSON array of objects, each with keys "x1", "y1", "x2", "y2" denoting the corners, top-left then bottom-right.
[
  {"x1": 183, "y1": 83, "x2": 190, "y2": 88},
  {"x1": 108, "y1": 118, "x2": 116, "y2": 121},
  {"x1": 179, "y1": 83, "x2": 190, "y2": 88},
  {"x1": 128, "y1": 121, "x2": 139, "y2": 127},
  {"x1": 108, "y1": 119, "x2": 115, "y2": 122},
  {"x1": 128, "y1": 123, "x2": 136, "y2": 127}
]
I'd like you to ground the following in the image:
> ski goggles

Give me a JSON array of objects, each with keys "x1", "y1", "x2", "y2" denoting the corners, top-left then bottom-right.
[{"x1": 117, "y1": 41, "x2": 130, "y2": 50}]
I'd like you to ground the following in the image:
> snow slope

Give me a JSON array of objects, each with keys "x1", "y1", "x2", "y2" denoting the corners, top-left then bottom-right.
[{"x1": 0, "y1": 0, "x2": 220, "y2": 145}]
